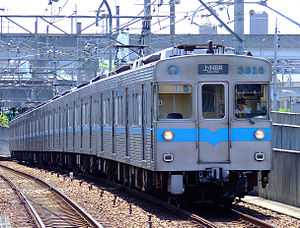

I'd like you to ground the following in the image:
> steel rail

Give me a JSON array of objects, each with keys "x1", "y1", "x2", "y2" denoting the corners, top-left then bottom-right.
[
  {"x1": 80, "y1": 174, "x2": 218, "y2": 228},
  {"x1": 82, "y1": 173, "x2": 277, "y2": 228},
  {"x1": 1, "y1": 163, "x2": 275, "y2": 228},
  {"x1": 0, "y1": 174, "x2": 45, "y2": 228},
  {"x1": 118, "y1": 187, "x2": 218, "y2": 228},
  {"x1": 232, "y1": 208, "x2": 276, "y2": 228},
  {"x1": 0, "y1": 164, "x2": 103, "y2": 228}
]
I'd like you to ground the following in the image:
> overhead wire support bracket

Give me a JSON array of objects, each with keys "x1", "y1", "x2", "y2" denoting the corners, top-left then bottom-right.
[
  {"x1": 40, "y1": 16, "x2": 69, "y2": 35},
  {"x1": 96, "y1": 0, "x2": 113, "y2": 72},
  {"x1": 4, "y1": 16, "x2": 33, "y2": 34},
  {"x1": 96, "y1": 0, "x2": 112, "y2": 28},
  {"x1": 197, "y1": 0, "x2": 243, "y2": 43}
]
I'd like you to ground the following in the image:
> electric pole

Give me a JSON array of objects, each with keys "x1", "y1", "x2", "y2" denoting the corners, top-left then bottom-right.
[
  {"x1": 142, "y1": 0, "x2": 152, "y2": 56},
  {"x1": 273, "y1": 18, "x2": 279, "y2": 110},
  {"x1": 115, "y1": 0, "x2": 120, "y2": 33},
  {"x1": 234, "y1": 0, "x2": 244, "y2": 54},
  {"x1": 170, "y1": 0, "x2": 176, "y2": 45}
]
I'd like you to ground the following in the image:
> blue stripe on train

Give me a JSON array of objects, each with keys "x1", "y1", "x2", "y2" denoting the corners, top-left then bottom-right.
[
  {"x1": 48, "y1": 126, "x2": 270, "y2": 145},
  {"x1": 157, "y1": 128, "x2": 271, "y2": 144}
]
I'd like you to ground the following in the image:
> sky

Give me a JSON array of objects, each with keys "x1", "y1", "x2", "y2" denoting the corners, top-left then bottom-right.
[{"x1": 0, "y1": 0, "x2": 298, "y2": 34}]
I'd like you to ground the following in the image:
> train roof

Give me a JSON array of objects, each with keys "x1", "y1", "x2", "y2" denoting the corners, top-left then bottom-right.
[{"x1": 10, "y1": 42, "x2": 271, "y2": 123}]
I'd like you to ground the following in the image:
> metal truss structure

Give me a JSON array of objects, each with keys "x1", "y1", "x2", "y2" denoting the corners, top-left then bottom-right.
[
  {"x1": 0, "y1": 0, "x2": 300, "y2": 114},
  {"x1": 0, "y1": 12, "x2": 169, "y2": 112}
]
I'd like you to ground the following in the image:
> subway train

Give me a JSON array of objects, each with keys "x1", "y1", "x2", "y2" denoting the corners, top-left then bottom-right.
[{"x1": 9, "y1": 43, "x2": 272, "y2": 205}]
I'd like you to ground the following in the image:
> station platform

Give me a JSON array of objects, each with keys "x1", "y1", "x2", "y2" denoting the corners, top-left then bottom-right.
[{"x1": 242, "y1": 195, "x2": 300, "y2": 219}]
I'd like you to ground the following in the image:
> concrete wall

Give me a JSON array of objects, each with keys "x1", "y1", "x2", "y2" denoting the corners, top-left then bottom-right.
[
  {"x1": 259, "y1": 112, "x2": 300, "y2": 207},
  {"x1": 0, "y1": 127, "x2": 9, "y2": 157},
  {"x1": 259, "y1": 150, "x2": 300, "y2": 207}
]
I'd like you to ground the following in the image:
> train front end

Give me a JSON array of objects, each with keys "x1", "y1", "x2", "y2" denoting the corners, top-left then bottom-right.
[{"x1": 153, "y1": 53, "x2": 272, "y2": 203}]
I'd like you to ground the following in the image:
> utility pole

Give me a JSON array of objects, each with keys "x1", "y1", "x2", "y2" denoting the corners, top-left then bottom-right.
[
  {"x1": 143, "y1": 0, "x2": 152, "y2": 56},
  {"x1": 273, "y1": 18, "x2": 279, "y2": 110},
  {"x1": 198, "y1": 0, "x2": 243, "y2": 48},
  {"x1": 170, "y1": 0, "x2": 175, "y2": 46},
  {"x1": 115, "y1": 0, "x2": 120, "y2": 33},
  {"x1": 234, "y1": 0, "x2": 244, "y2": 54}
]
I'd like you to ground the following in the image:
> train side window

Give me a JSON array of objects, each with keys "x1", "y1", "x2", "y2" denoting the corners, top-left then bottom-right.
[
  {"x1": 103, "y1": 99, "x2": 107, "y2": 125},
  {"x1": 103, "y1": 97, "x2": 112, "y2": 125},
  {"x1": 125, "y1": 88, "x2": 129, "y2": 157},
  {"x1": 80, "y1": 101, "x2": 83, "y2": 148},
  {"x1": 132, "y1": 94, "x2": 136, "y2": 124},
  {"x1": 120, "y1": 96, "x2": 124, "y2": 125},
  {"x1": 53, "y1": 110, "x2": 55, "y2": 147},
  {"x1": 131, "y1": 92, "x2": 142, "y2": 125},
  {"x1": 49, "y1": 113, "x2": 51, "y2": 143},
  {"x1": 114, "y1": 95, "x2": 124, "y2": 126},
  {"x1": 83, "y1": 103, "x2": 87, "y2": 126},
  {"x1": 59, "y1": 108, "x2": 61, "y2": 146},
  {"x1": 114, "y1": 96, "x2": 119, "y2": 125},
  {"x1": 75, "y1": 103, "x2": 80, "y2": 128},
  {"x1": 89, "y1": 96, "x2": 92, "y2": 149},
  {"x1": 158, "y1": 84, "x2": 192, "y2": 119},
  {"x1": 67, "y1": 107, "x2": 71, "y2": 128},
  {"x1": 202, "y1": 84, "x2": 225, "y2": 119},
  {"x1": 138, "y1": 94, "x2": 142, "y2": 126},
  {"x1": 86, "y1": 103, "x2": 89, "y2": 125}
]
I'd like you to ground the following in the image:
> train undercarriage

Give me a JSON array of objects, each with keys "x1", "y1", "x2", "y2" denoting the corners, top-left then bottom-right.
[{"x1": 11, "y1": 151, "x2": 267, "y2": 206}]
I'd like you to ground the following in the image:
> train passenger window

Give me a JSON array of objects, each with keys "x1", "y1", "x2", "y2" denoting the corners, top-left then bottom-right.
[
  {"x1": 53, "y1": 110, "x2": 55, "y2": 147},
  {"x1": 138, "y1": 94, "x2": 142, "y2": 125},
  {"x1": 120, "y1": 96, "x2": 124, "y2": 125},
  {"x1": 82, "y1": 103, "x2": 88, "y2": 125},
  {"x1": 158, "y1": 84, "x2": 192, "y2": 119},
  {"x1": 114, "y1": 95, "x2": 124, "y2": 126},
  {"x1": 202, "y1": 84, "x2": 225, "y2": 119},
  {"x1": 67, "y1": 107, "x2": 71, "y2": 127},
  {"x1": 132, "y1": 93, "x2": 142, "y2": 125},
  {"x1": 103, "y1": 98, "x2": 111, "y2": 125},
  {"x1": 235, "y1": 84, "x2": 268, "y2": 119},
  {"x1": 103, "y1": 100, "x2": 107, "y2": 124},
  {"x1": 114, "y1": 96, "x2": 118, "y2": 125}
]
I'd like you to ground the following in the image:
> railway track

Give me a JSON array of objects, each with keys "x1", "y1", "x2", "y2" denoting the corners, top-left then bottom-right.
[
  {"x1": 79, "y1": 173, "x2": 274, "y2": 228},
  {"x1": 229, "y1": 208, "x2": 276, "y2": 228},
  {"x1": 119, "y1": 180, "x2": 276, "y2": 227},
  {"x1": 0, "y1": 161, "x2": 293, "y2": 227},
  {"x1": 178, "y1": 205, "x2": 276, "y2": 228},
  {"x1": 0, "y1": 164, "x2": 102, "y2": 228},
  {"x1": 0, "y1": 174, "x2": 44, "y2": 228}
]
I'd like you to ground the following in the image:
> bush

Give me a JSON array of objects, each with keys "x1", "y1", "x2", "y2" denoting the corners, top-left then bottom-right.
[{"x1": 0, "y1": 113, "x2": 9, "y2": 128}]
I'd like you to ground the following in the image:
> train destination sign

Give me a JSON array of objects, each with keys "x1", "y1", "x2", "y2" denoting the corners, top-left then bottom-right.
[{"x1": 198, "y1": 64, "x2": 228, "y2": 74}]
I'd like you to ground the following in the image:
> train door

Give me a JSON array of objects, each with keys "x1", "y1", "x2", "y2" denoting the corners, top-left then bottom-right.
[{"x1": 198, "y1": 82, "x2": 229, "y2": 162}]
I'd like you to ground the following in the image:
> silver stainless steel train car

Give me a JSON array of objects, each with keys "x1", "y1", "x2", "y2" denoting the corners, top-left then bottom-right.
[{"x1": 9, "y1": 43, "x2": 272, "y2": 204}]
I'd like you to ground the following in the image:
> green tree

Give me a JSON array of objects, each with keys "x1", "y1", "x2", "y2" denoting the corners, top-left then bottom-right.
[{"x1": 0, "y1": 113, "x2": 9, "y2": 128}]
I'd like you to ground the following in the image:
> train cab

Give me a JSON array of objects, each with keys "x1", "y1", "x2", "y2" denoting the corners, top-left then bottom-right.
[{"x1": 154, "y1": 45, "x2": 272, "y2": 200}]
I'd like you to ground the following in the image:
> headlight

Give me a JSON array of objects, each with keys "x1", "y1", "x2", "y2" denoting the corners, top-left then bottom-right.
[
  {"x1": 163, "y1": 130, "x2": 174, "y2": 141},
  {"x1": 254, "y1": 129, "x2": 265, "y2": 140}
]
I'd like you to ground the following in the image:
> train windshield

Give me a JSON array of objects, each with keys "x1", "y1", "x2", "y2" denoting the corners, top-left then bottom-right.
[
  {"x1": 235, "y1": 84, "x2": 268, "y2": 119},
  {"x1": 158, "y1": 84, "x2": 192, "y2": 119}
]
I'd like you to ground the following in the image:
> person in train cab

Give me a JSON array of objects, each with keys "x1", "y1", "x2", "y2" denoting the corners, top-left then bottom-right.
[{"x1": 236, "y1": 98, "x2": 252, "y2": 118}]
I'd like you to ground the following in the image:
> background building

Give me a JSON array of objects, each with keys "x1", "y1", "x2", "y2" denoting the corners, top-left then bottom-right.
[
  {"x1": 198, "y1": 23, "x2": 218, "y2": 34},
  {"x1": 249, "y1": 10, "x2": 268, "y2": 34}
]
